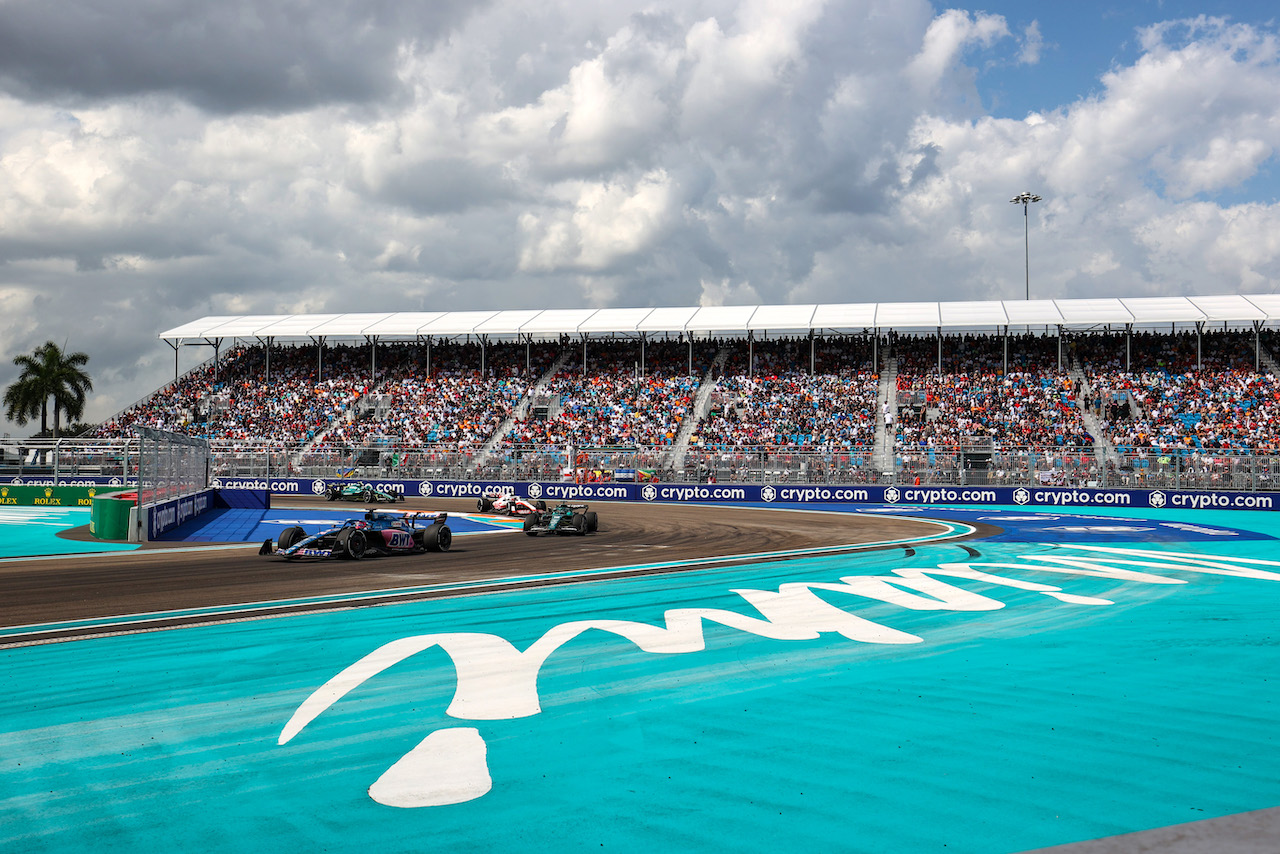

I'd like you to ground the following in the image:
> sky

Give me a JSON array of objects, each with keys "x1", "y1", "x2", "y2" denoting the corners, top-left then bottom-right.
[{"x1": 1, "y1": 0, "x2": 1280, "y2": 432}]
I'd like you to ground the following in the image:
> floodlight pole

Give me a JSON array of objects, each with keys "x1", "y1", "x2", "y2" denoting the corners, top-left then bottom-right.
[{"x1": 1010, "y1": 191, "x2": 1042, "y2": 300}]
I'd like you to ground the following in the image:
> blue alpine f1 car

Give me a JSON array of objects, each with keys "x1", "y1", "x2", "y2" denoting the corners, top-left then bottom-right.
[{"x1": 260, "y1": 510, "x2": 451, "y2": 559}]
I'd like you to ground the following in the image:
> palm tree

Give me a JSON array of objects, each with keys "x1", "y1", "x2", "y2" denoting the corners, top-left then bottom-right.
[{"x1": 3, "y1": 342, "x2": 94, "y2": 438}]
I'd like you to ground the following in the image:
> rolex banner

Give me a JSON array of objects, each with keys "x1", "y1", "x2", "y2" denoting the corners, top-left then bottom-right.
[{"x1": 0, "y1": 485, "x2": 126, "y2": 507}]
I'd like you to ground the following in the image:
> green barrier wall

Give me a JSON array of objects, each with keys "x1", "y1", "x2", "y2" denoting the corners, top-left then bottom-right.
[
  {"x1": 0, "y1": 485, "x2": 123, "y2": 508},
  {"x1": 90, "y1": 495, "x2": 134, "y2": 540}
]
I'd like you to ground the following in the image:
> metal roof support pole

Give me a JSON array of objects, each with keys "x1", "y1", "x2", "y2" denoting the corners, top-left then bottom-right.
[
  {"x1": 1057, "y1": 325, "x2": 1063, "y2": 370},
  {"x1": 872, "y1": 329, "x2": 878, "y2": 372},
  {"x1": 1003, "y1": 326, "x2": 1009, "y2": 375},
  {"x1": 212, "y1": 337, "x2": 222, "y2": 384},
  {"x1": 367, "y1": 335, "x2": 377, "y2": 383},
  {"x1": 481, "y1": 334, "x2": 488, "y2": 378},
  {"x1": 688, "y1": 333, "x2": 693, "y2": 376},
  {"x1": 640, "y1": 333, "x2": 646, "y2": 379},
  {"x1": 748, "y1": 330, "x2": 754, "y2": 378},
  {"x1": 168, "y1": 339, "x2": 180, "y2": 382},
  {"x1": 313, "y1": 336, "x2": 325, "y2": 381},
  {"x1": 936, "y1": 327, "x2": 942, "y2": 375},
  {"x1": 1126, "y1": 324, "x2": 1132, "y2": 372},
  {"x1": 426, "y1": 336, "x2": 432, "y2": 378},
  {"x1": 582, "y1": 334, "x2": 588, "y2": 378},
  {"x1": 809, "y1": 330, "x2": 815, "y2": 376},
  {"x1": 1255, "y1": 320, "x2": 1263, "y2": 371},
  {"x1": 1195, "y1": 321, "x2": 1203, "y2": 372},
  {"x1": 524, "y1": 334, "x2": 530, "y2": 376}
]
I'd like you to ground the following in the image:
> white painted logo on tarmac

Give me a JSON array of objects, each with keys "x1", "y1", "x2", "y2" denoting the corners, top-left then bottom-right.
[{"x1": 279, "y1": 545, "x2": 1280, "y2": 810}]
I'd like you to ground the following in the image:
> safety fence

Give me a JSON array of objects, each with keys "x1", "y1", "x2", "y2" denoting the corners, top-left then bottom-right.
[{"x1": 3, "y1": 437, "x2": 1277, "y2": 494}]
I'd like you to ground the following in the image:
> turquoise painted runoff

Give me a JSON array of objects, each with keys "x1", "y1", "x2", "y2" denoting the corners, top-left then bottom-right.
[
  {"x1": 3, "y1": 505, "x2": 1280, "y2": 853},
  {"x1": 0, "y1": 507, "x2": 137, "y2": 558}
]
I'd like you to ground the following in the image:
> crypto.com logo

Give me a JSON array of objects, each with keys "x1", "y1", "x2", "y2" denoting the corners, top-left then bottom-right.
[
  {"x1": 641, "y1": 484, "x2": 658, "y2": 501},
  {"x1": 418, "y1": 482, "x2": 434, "y2": 497},
  {"x1": 278, "y1": 545, "x2": 1280, "y2": 809},
  {"x1": 1013, "y1": 487, "x2": 1032, "y2": 505},
  {"x1": 527, "y1": 483, "x2": 543, "y2": 499},
  {"x1": 311, "y1": 480, "x2": 327, "y2": 495}
]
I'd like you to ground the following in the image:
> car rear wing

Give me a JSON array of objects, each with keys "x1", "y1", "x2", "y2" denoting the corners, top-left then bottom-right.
[{"x1": 363, "y1": 509, "x2": 448, "y2": 524}]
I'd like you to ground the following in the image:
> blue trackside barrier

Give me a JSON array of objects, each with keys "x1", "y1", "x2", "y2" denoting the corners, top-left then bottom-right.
[
  {"x1": 145, "y1": 489, "x2": 216, "y2": 541},
  {"x1": 214, "y1": 488, "x2": 270, "y2": 509}
]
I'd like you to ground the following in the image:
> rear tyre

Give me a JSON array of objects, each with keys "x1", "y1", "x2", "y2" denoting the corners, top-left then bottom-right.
[
  {"x1": 424, "y1": 522, "x2": 452, "y2": 552},
  {"x1": 325, "y1": 489, "x2": 337, "y2": 501},
  {"x1": 585, "y1": 511, "x2": 598, "y2": 533},
  {"x1": 362, "y1": 488, "x2": 374, "y2": 503},
  {"x1": 524, "y1": 513, "x2": 541, "y2": 536},
  {"x1": 278, "y1": 526, "x2": 306, "y2": 551},
  {"x1": 338, "y1": 528, "x2": 367, "y2": 559},
  {"x1": 477, "y1": 497, "x2": 491, "y2": 512}
]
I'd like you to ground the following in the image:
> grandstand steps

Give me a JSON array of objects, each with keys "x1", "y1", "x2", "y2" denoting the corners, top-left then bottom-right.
[
  {"x1": 668, "y1": 346, "x2": 731, "y2": 473},
  {"x1": 1068, "y1": 363, "x2": 1121, "y2": 471},
  {"x1": 873, "y1": 357, "x2": 898, "y2": 475},
  {"x1": 470, "y1": 349, "x2": 575, "y2": 474},
  {"x1": 1259, "y1": 344, "x2": 1280, "y2": 376}
]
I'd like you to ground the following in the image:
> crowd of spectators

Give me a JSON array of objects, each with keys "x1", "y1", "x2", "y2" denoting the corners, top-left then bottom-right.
[
  {"x1": 503, "y1": 339, "x2": 701, "y2": 448},
  {"x1": 892, "y1": 333, "x2": 1092, "y2": 453},
  {"x1": 690, "y1": 338, "x2": 879, "y2": 451},
  {"x1": 97, "y1": 345, "x2": 371, "y2": 446},
  {"x1": 91, "y1": 328, "x2": 1280, "y2": 476},
  {"x1": 1078, "y1": 331, "x2": 1280, "y2": 458},
  {"x1": 313, "y1": 342, "x2": 553, "y2": 454}
]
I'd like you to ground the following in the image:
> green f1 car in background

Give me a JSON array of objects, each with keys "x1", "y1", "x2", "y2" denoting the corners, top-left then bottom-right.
[
  {"x1": 325, "y1": 482, "x2": 405, "y2": 503},
  {"x1": 522, "y1": 502, "x2": 599, "y2": 536}
]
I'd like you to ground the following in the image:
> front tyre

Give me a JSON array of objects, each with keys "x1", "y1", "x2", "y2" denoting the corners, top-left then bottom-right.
[
  {"x1": 585, "y1": 511, "x2": 598, "y2": 533},
  {"x1": 338, "y1": 528, "x2": 367, "y2": 559},
  {"x1": 277, "y1": 525, "x2": 306, "y2": 551},
  {"x1": 362, "y1": 488, "x2": 375, "y2": 503}
]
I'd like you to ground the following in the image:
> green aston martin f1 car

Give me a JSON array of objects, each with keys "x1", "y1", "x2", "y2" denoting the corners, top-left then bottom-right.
[{"x1": 325, "y1": 482, "x2": 405, "y2": 503}]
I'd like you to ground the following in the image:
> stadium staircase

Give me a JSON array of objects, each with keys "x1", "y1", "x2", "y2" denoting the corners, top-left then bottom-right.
[
  {"x1": 291, "y1": 389, "x2": 379, "y2": 467},
  {"x1": 1259, "y1": 344, "x2": 1280, "y2": 376},
  {"x1": 667, "y1": 346, "x2": 732, "y2": 473},
  {"x1": 872, "y1": 357, "x2": 898, "y2": 475},
  {"x1": 1068, "y1": 360, "x2": 1121, "y2": 473},
  {"x1": 469, "y1": 349, "x2": 575, "y2": 473}
]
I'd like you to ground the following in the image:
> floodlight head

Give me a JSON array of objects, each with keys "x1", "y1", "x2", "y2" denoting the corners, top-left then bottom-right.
[{"x1": 1010, "y1": 191, "x2": 1043, "y2": 205}]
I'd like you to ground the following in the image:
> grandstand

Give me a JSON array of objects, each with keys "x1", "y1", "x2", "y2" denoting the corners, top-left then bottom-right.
[{"x1": 57, "y1": 295, "x2": 1280, "y2": 491}]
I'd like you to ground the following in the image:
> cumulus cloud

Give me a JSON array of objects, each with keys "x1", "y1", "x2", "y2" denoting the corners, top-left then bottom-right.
[{"x1": 0, "y1": 1, "x2": 1279, "y2": 428}]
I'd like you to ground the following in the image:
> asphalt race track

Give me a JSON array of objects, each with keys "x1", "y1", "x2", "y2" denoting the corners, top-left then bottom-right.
[{"x1": 2, "y1": 498, "x2": 984, "y2": 645}]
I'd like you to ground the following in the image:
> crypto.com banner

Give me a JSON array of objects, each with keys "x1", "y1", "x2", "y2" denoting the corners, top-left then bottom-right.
[{"x1": 210, "y1": 476, "x2": 1280, "y2": 512}]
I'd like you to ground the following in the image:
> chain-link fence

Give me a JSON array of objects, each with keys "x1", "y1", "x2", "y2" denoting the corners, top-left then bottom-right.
[
  {"x1": 135, "y1": 427, "x2": 211, "y2": 504},
  {"x1": 4, "y1": 437, "x2": 1280, "y2": 492}
]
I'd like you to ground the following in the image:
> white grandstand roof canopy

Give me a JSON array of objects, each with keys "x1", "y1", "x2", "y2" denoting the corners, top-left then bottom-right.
[{"x1": 158, "y1": 294, "x2": 1280, "y2": 342}]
